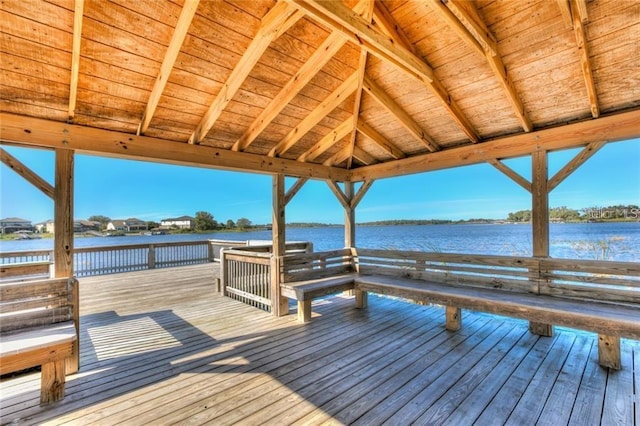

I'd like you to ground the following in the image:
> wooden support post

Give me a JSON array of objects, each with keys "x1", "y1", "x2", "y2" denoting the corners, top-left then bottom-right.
[
  {"x1": 355, "y1": 289, "x2": 368, "y2": 309},
  {"x1": 298, "y1": 300, "x2": 312, "y2": 323},
  {"x1": 598, "y1": 334, "x2": 621, "y2": 370},
  {"x1": 54, "y1": 149, "x2": 79, "y2": 373},
  {"x1": 344, "y1": 181, "x2": 355, "y2": 249},
  {"x1": 446, "y1": 306, "x2": 462, "y2": 331},
  {"x1": 271, "y1": 174, "x2": 288, "y2": 316},
  {"x1": 40, "y1": 359, "x2": 66, "y2": 405},
  {"x1": 148, "y1": 245, "x2": 156, "y2": 269},
  {"x1": 530, "y1": 149, "x2": 553, "y2": 337}
]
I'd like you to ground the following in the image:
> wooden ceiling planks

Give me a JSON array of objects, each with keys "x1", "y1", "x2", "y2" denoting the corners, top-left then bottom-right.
[{"x1": 1, "y1": 0, "x2": 639, "y2": 181}]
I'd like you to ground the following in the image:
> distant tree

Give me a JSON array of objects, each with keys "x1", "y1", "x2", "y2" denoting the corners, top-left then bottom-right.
[
  {"x1": 194, "y1": 211, "x2": 217, "y2": 231},
  {"x1": 88, "y1": 215, "x2": 110, "y2": 230},
  {"x1": 146, "y1": 221, "x2": 160, "y2": 229},
  {"x1": 236, "y1": 217, "x2": 252, "y2": 230},
  {"x1": 225, "y1": 219, "x2": 235, "y2": 229},
  {"x1": 507, "y1": 210, "x2": 531, "y2": 222}
]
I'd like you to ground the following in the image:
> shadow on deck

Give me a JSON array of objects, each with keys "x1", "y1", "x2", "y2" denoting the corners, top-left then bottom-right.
[{"x1": 1, "y1": 263, "x2": 638, "y2": 425}]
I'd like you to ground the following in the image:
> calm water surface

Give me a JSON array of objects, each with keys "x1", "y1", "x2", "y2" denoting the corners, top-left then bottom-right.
[{"x1": 1, "y1": 223, "x2": 638, "y2": 262}]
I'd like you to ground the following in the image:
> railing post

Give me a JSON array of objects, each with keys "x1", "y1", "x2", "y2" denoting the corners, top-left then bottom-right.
[
  {"x1": 148, "y1": 244, "x2": 156, "y2": 269},
  {"x1": 220, "y1": 249, "x2": 227, "y2": 294},
  {"x1": 207, "y1": 241, "x2": 215, "y2": 263}
]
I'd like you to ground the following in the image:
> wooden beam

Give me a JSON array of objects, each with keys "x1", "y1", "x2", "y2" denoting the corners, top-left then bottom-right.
[
  {"x1": 271, "y1": 174, "x2": 288, "y2": 316},
  {"x1": 351, "y1": 179, "x2": 374, "y2": 209},
  {"x1": 431, "y1": 0, "x2": 532, "y2": 132},
  {"x1": 326, "y1": 180, "x2": 349, "y2": 209},
  {"x1": 139, "y1": 0, "x2": 200, "y2": 135},
  {"x1": 0, "y1": 113, "x2": 350, "y2": 181},
  {"x1": 323, "y1": 143, "x2": 352, "y2": 167},
  {"x1": 372, "y1": 2, "x2": 418, "y2": 54},
  {"x1": 349, "y1": 108, "x2": 640, "y2": 181},
  {"x1": 232, "y1": 30, "x2": 347, "y2": 152},
  {"x1": 347, "y1": 0, "x2": 375, "y2": 169},
  {"x1": 0, "y1": 147, "x2": 54, "y2": 198},
  {"x1": 67, "y1": 0, "x2": 84, "y2": 122},
  {"x1": 548, "y1": 141, "x2": 605, "y2": 191},
  {"x1": 488, "y1": 158, "x2": 532, "y2": 193},
  {"x1": 357, "y1": 120, "x2": 406, "y2": 159},
  {"x1": 363, "y1": 74, "x2": 439, "y2": 152},
  {"x1": 269, "y1": 71, "x2": 359, "y2": 157},
  {"x1": 297, "y1": 118, "x2": 354, "y2": 163},
  {"x1": 288, "y1": 0, "x2": 479, "y2": 143},
  {"x1": 188, "y1": 2, "x2": 302, "y2": 144},
  {"x1": 574, "y1": 0, "x2": 589, "y2": 23},
  {"x1": 352, "y1": 144, "x2": 376, "y2": 166},
  {"x1": 284, "y1": 177, "x2": 308, "y2": 205},
  {"x1": 571, "y1": 0, "x2": 599, "y2": 118},
  {"x1": 556, "y1": 0, "x2": 573, "y2": 29}
]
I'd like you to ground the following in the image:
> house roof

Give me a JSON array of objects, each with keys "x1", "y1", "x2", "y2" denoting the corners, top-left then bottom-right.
[
  {"x1": 1, "y1": 0, "x2": 638, "y2": 181},
  {"x1": 162, "y1": 216, "x2": 195, "y2": 222},
  {"x1": 0, "y1": 217, "x2": 32, "y2": 224}
]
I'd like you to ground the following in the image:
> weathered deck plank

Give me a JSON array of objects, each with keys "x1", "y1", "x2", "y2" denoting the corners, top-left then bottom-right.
[{"x1": 0, "y1": 264, "x2": 638, "y2": 425}]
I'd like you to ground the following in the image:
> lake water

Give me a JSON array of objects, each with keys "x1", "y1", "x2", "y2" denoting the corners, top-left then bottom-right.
[{"x1": 2, "y1": 222, "x2": 638, "y2": 262}]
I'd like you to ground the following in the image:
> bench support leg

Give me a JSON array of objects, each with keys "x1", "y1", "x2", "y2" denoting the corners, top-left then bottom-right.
[
  {"x1": 598, "y1": 334, "x2": 621, "y2": 370},
  {"x1": 445, "y1": 306, "x2": 462, "y2": 331},
  {"x1": 298, "y1": 300, "x2": 312, "y2": 323},
  {"x1": 355, "y1": 290, "x2": 368, "y2": 309},
  {"x1": 41, "y1": 359, "x2": 66, "y2": 405},
  {"x1": 529, "y1": 322, "x2": 554, "y2": 337}
]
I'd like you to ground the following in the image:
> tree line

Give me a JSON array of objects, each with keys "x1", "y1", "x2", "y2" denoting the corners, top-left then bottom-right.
[{"x1": 507, "y1": 204, "x2": 639, "y2": 222}]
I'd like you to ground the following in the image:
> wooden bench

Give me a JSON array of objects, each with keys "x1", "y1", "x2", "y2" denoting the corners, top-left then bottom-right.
[
  {"x1": 280, "y1": 249, "x2": 359, "y2": 322},
  {"x1": 0, "y1": 278, "x2": 78, "y2": 404},
  {"x1": 281, "y1": 248, "x2": 640, "y2": 369}
]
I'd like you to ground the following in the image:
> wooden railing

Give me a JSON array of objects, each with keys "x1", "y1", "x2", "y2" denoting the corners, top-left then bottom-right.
[
  {"x1": 281, "y1": 248, "x2": 640, "y2": 305},
  {"x1": 220, "y1": 242, "x2": 314, "y2": 311},
  {"x1": 221, "y1": 249, "x2": 273, "y2": 312},
  {"x1": 1, "y1": 241, "x2": 215, "y2": 277}
]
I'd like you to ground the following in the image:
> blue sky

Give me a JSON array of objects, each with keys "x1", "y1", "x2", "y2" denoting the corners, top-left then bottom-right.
[{"x1": 1, "y1": 139, "x2": 638, "y2": 225}]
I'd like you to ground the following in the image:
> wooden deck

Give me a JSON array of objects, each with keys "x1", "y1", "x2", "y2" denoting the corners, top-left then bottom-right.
[{"x1": 1, "y1": 264, "x2": 638, "y2": 425}]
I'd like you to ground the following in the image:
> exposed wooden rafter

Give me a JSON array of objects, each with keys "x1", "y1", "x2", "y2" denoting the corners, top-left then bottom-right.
[
  {"x1": 556, "y1": 0, "x2": 573, "y2": 29},
  {"x1": 234, "y1": 0, "x2": 371, "y2": 153},
  {"x1": 429, "y1": 0, "x2": 532, "y2": 132},
  {"x1": 363, "y1": 74, "x2": 439, "y2": 152},
  {"x1": 269, "y1": 71, "x2": 359, "y2": 157},
  {"x1": 0, "y1": 113, "x2": 349, "y2": 181},
  {"x1": 346, "y1": 0, "x2": 375, "y2": 169},
  {"x1": 571, "y1": 0, "x2": 599, "y2": 118},
  {"x1": 349, "y1": 109, "x2": 640, "y2": 181},
  {"x1": 138, "y1": 0, "x2": 200, "y2": 136},
  {"x1": 67, "y1": 0, "x2": 84, "y2": 123},
  {"x1": 548, "y1": 141, "x2": 605, "y2": 191},
  {"x1": 233, "y1": 31, "x2": 347, "y2": 152},
  {"x1": 323, "y1": 143, "x2": 353, "y2": 166},
  {"x1": 0, "y1": 147, "x2": 54, "y2": 199},
  {"x1": 352, "y1": 143, "x2": 376, "y2": 166},
  {"x1": 287, "y1": 0, "x2": 479, "y2": 143},
  {"x1": 297, "y1": 117, "x2": 354, "y2": 162},
  {"x1": 188, "y1": 2, "x2": 303, "y2": 144},
  {"x1": 357, "y1": 120, "x2": 405, "y2": 159}
]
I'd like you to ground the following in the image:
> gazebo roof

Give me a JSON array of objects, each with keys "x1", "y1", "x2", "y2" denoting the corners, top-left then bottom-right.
[{"x1": 1, "y1": 0, "x2": 639, "y2": 181}]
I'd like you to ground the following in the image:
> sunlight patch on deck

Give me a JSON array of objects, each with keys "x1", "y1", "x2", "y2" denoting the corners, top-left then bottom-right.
[{"x1": 86, "y1": 316, "x2": 181, "y2": 360}]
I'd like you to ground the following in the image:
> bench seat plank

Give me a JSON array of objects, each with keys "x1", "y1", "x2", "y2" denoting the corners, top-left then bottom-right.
[
  {"x1": 0, "y1": 322, "x2": 76, "y2": 359},
  {"x1": 355, "y1": 275, "x2": 640, "y2": 340},
  {"x1": 281, "y1": 274, "x2": 356, "y2": 301}
]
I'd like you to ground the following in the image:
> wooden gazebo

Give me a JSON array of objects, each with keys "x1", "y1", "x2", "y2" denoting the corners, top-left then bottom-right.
[{"x1": 1, "y1": 0, "x2": 639, "y2": 421}]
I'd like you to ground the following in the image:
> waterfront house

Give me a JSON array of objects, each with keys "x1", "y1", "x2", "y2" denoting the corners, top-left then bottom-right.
[
  {"x1": 161, "y1": 215, "x2": 195, "y2": 230},
  {"x1": 1, "y1": 0, "x2": 639, "y2": 423},
  {"x1": 34, "y1": 219, "x2": 54, "y2": 234},
  {"x1": 0, "y1": 217, "x2": 34, "y2": 234},
  {"x1": 106, "y1": 218, "x2": 148, "y2": 233},
  {"x1": 73, "y1": 220, "x2": 101, "y2": 233}
]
